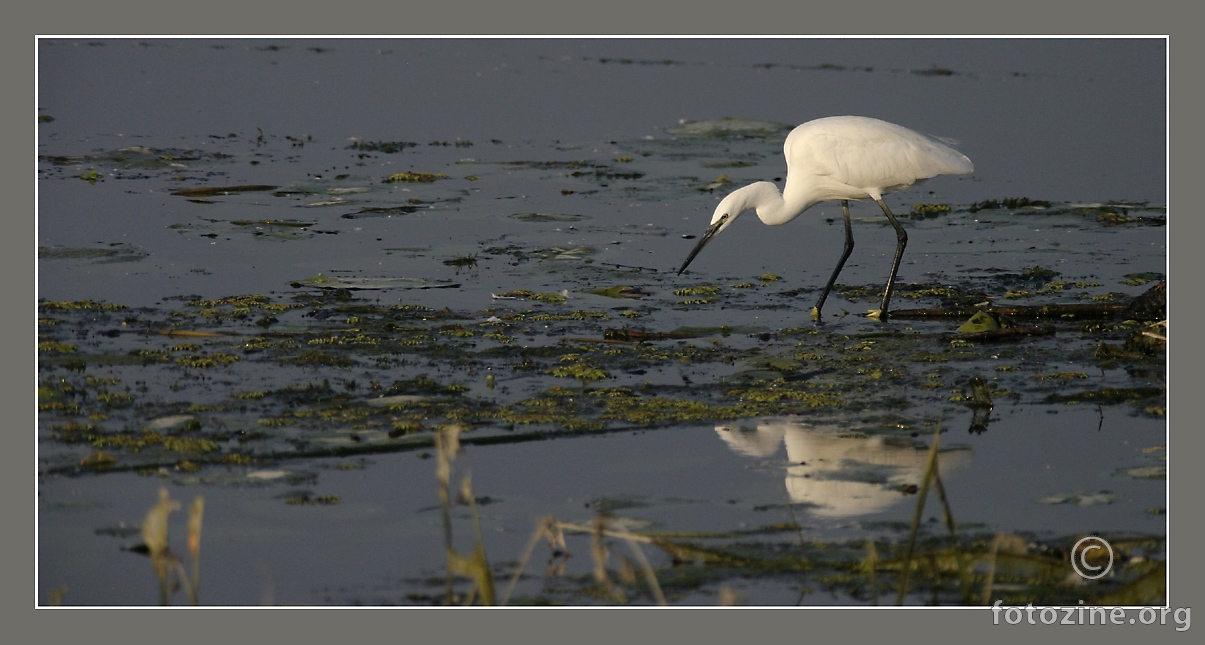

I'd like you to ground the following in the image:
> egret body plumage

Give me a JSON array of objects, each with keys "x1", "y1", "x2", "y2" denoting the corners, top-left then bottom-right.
[{"x1": 677, "y1": 116, "x2": 973, "y2": 320}]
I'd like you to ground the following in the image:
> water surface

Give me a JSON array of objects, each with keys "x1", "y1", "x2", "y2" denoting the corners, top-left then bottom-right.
[{"x1": 37, "y1": 38, "x2": 1166, "y2": 606}]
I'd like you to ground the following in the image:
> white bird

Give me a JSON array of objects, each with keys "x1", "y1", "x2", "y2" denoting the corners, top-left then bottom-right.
[{"x1": 677, "y1": 116, "x2": 973, "y2": 320}]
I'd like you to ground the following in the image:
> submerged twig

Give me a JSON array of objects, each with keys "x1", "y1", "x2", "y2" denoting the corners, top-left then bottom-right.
[{"x1": 951, "y1": 326, "x2": 1056, "y2": 342}]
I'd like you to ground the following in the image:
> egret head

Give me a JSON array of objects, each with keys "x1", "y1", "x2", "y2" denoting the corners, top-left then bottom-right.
[{"x1": 677, "y1": 183, "x2": 770, "y2": 275}]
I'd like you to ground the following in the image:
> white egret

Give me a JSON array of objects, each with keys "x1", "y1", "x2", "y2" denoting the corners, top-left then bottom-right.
[{"x1": 677, "y1": 116, "x2": 973, "y2": 320}]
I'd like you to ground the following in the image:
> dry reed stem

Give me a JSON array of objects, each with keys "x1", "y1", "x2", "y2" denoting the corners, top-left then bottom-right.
[
  {"x1": 590, "y1": 516, "x2": 620, "y2": 599},
  {"x1": 554, "y1": 521, "x2": 655, "y2": 543},
  {"x1": 187, "y1": 496, "x2": 204, "y2": 605},
  {"x1": 982, "y1": 534, "x2": 1002, "y2": 605},
  {"x1": 462, "y1": 474, "x2": 496, "y2": 605},
  {"x1": 435, "y1": 424, "x2": 461, "y2": 603},
  {"x1": 620, "y1": 534, "x2": 666, "y2": 606},
  {"x1": 896, "y1": 423, "x2": 942, "y2": 605},
  {"x1": 141, "y1": 488, "x2": 180, "y2": 605},
  {"x1": 864, "y1": 540, "x2": 879, "y2": 606},
  {"x1": 556, "y1": 518, "x2": 665, "y2": 605},
  {"x1": 434, "y1": 424, "x2": 495, "y2": 605},
  {"x1": 932, "y1": 468, "x2": 972, "y2": 603},
  {"x1": 781, "y1": 482, "x2": 806, "y2": 552},
  {"x1": 501, "y1": 516, "x2": 561, "y2": 606}
]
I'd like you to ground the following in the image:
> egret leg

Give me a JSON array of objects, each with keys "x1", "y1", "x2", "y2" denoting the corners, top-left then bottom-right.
[
  {"x1": 810, "y1": 200, "x2": 854, "y2": 320},
  {"x1": 876, "y1": 198, "x2": 908, "y2": 319}
]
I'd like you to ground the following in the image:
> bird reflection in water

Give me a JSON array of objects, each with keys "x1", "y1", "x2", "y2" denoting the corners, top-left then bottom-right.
[{"x1": 715, "y1": 420, "x2": 971, "y2": 518}]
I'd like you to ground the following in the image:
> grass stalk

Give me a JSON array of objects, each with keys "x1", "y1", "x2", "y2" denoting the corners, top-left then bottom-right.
[
  {"x1": 865, "y1": 540, "x2": 879, "y2": 606},
  {"x1": 896, "y1": 421, "x2": 942, "y2": 605}
]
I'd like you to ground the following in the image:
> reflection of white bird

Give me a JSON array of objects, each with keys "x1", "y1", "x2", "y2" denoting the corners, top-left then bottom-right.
[
  {"x1": 714, "y1": 423, "x2": 785, "y2": 457},
  {"x1": 715, "y1": 421, "x2": 971, "y2": 518},
  {"x1": 678, "y1": 116, "x2": 974, "y2": 320}
]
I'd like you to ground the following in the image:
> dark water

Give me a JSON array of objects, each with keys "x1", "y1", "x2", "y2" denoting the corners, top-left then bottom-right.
[
  {"x1": 37, "y1": 38, "x2": 1165, "y2": 306},
  {"x1": 37, "y1": 38, "x2": 1166, "y2": 606},
  {"x1": 40, "y1": 406, "x2": 1162, "y2": 606}
]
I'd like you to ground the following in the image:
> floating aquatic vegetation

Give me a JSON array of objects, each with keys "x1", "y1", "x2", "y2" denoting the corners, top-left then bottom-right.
[
  {"x1": 493, "y1": 290, "x2": 568, "y2": 304},
  {"x1": 1045, "y1": 386, "x2": 1164, "y2": 405},
  {"x1": 1122, "y1": 272, "x2": 1163, "y2": 286},
  {"x1": 968, "y1": 197, "x2": 1053, "y2": 212},
  {"x1": 673, "y1": 285, "x2": 721, "y2": 297},
  {"x1": 701, "y1": 175, "x2": 733, "y2": 191},
  {"x1": 910, "y1": 203, "x2": 953, "y2": 218},
  {"x1": 37, "y1": 277, "x2": 1163, "y2": 476},
  {"x1": 39, "y1": 300, "x2": 127, "y2": 312},
  {"x1": 701, "y1": 159, "x2": 757, "y2": 169},
  {"x1": 38, "y1": 341, "x2": 78, "y2": 354},
  {"x1": 39, "y1": 244, "x2": 150, "y2": 264},
  {"x1": 589, "y1": 285, "x2": 652, "y2": 299},
  {"x1": 41, "y1": 146, "x2": 234, "y2": 175},
  {"x1": 593, "y1": 56, "x2": 683, "y2": 66},
  {"x1": 56, "y1": 424, "x2": 220, "y2": 454},
  {"x1": 230, "y1": 219, "x2": 314, "y2": 228},
  {"x1": 911, "y1": 66, "x2": 956, "y2": 76},
  {"x1": 965, "y1": 199, "x2": 1166, "y2": 227},
  {"x1": 347, "y1": 140, "x2": 418, "y2": 153},
  {"x1": 341, "y1": 204, "x2": 421, "y2": 219},
  {"x1": 38, "y1": 284, "x2": 1166, "y2": 600},
  {"x1": 290, "y1": 274, "x2": 460, "y2": 291},
  {"x1": 510, "y1": 212, "x2": 589, "y2": 222},
  {"x1": 1113, "y1": 466, "x2": 1165, "y2": 480},
  {"x1": 902, "y1": 285, "x2": 960, "y2": 300},
  {"x1": 384, "y1": 171, "x2": 449, "y2": 183},
  {"x1": 443, "y1": 253, "x2": 478, "y2": 268},
  {"x1": 283, "y1": 492, "x2": 341, "y2": 506},
  {"x1": 96, "y1": 391, "x2": 135, "y2": 408},
  {"x1": 548, "y1": 362, "x2": 610, "y2": 383},
  {"x1": 174, "y1": 353, "x2": 240, "y2": 369}
]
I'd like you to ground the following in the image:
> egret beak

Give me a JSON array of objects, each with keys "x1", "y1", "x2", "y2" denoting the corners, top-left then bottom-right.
[{"x1": 677, "y1": 215, "x2": 727, "y2": 275}]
